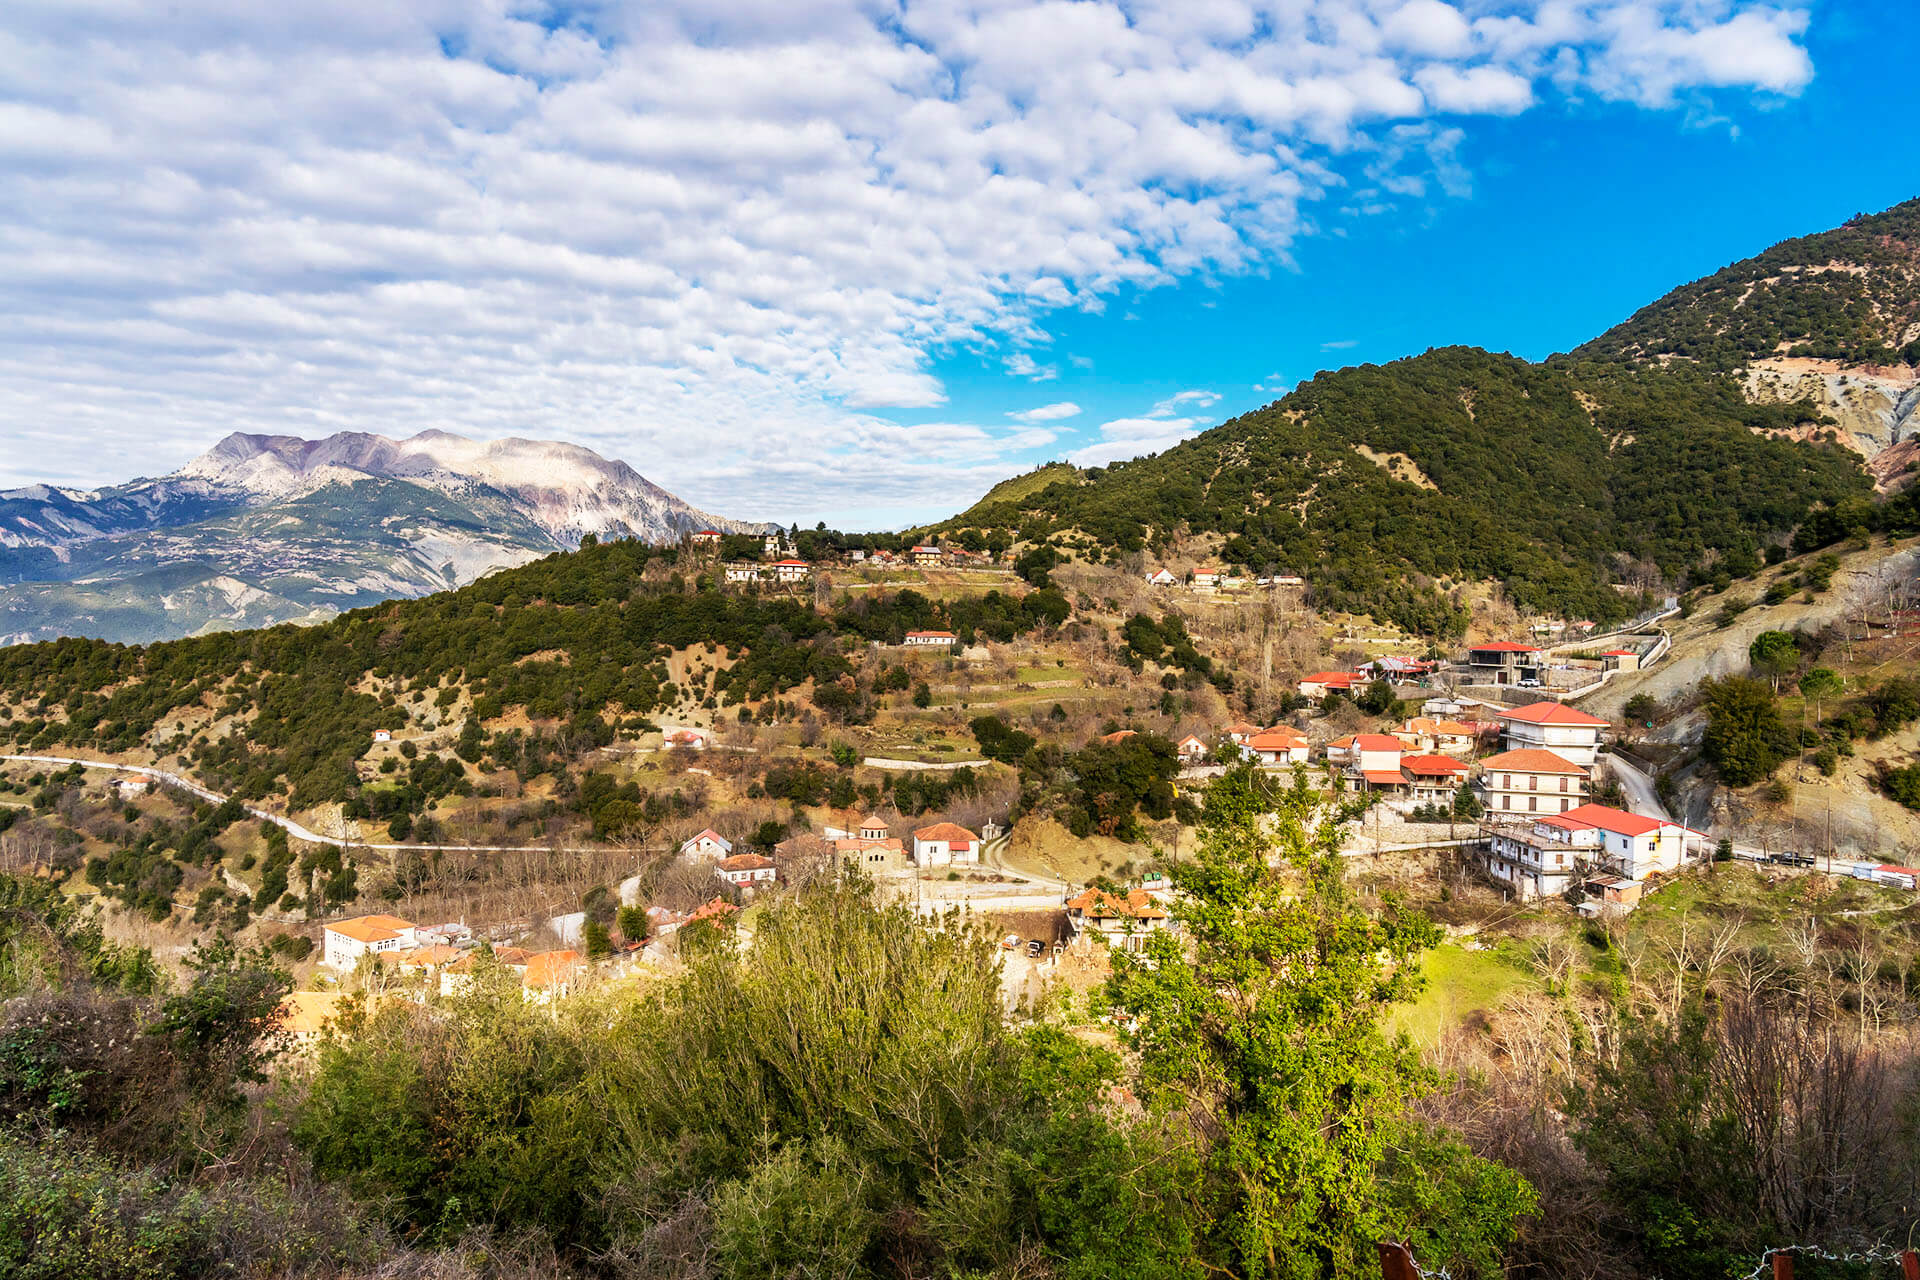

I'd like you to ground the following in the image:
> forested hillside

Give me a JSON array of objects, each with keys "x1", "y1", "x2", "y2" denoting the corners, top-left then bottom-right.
[
  {"x1": 1574, "y1": 197, "x2": 1920, "y2": 367},
  {"x1": 939, "y1": 349, "x2": 1867, "y2": 635}
]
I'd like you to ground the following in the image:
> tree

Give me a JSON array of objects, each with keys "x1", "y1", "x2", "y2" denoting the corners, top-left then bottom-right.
[
  {"x1": 1623, "y1": 693, "x2": 1659, "y2": 729},
  {"x1": 582, "y1": 919, "x2": 611, "y2": 960},
  {"x1": 912, "y1": 682, "x2": 932, "y2": 709},
  {"x1": 1748, "y1": 630, "x2": 1799, "y2": 692},
  {"x1": 1702, "y1": 677, "x2": 1795, "y2": 787},
  {"x1": 1107, "y1": 767, "x2": 1534, "y2": 1277},
  {"x1": 1798, "y1": 667, "x2": 1842, "y2": 724}
]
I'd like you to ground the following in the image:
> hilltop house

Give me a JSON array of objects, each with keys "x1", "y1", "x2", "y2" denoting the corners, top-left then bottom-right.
[
  {"x1": 1176, "y1": 734, "x2": 1210, "y2": 762},
  {"x1": 910, "y1": 545, "x2": 943, "y2": 565},
  {"x1": 1146, "y1": 568, "x2": 1177, "y2": 586},
  {"x1": 680, "y1": 829, "x2": 734, "y2": 860},
  {"x1": 690, "y1": 529, "x2": 722, "y2": 547},
  {"x1": 1189, "y1": 566, "x2": 1220, "y2": 590},
  {"x1": 1299, "y1": 671, "x2": 1362, "y2": 698},
  {"x1": 1393, "y1": 717, "x2": 1477, "y2": 755},
  {"x1": 772, "y1": 558, "x2": 811, "y2": 583},
  {"x1": 912, "y1": 821, "x2": 979, "y2": 868},
  {"x1": 1065, "y1": 887, "x2": 1173, "y2": 954},
  {"x1": 1246, "y1": 727, "x2": 1310, "y2": 767},
  {"x1": 1476, "y1": 748, "x2": 1589, "y2": 818},
  {"x1": 724, "y1": 562, "x2": 762, "y2": 583},
  {"x1": 1465, "y1": 641, "x2": 1545, "y2": 686},
  {"x1": 322, "y1": 914, "x2": 418, "y2": 970},
  {"x1": 1494, "y1": 702, "x2": 1609, "y2": 767},
  {"x1": 903, "y1": 630, "x2": 956, "y2": 648},
  {"x1": 1400, "y1": 754, "x2": 1470, "y2": 804},
  {"x1": 522, "y1": 949, "x2": 585, "y2": 1004},
  {"x1": 1484, "y1": 803, "x2": 1696, "y2": 902},
  {"x1": 716, "y1": 852, "x2": 778, "y2": 887},
  {"x1": 1225, "y1": 722, "x2": 1259, "y2": 746}
]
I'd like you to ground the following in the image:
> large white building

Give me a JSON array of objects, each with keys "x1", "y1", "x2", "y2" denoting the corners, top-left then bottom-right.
[
  {"x1": 1477, "y1": 748, "x2": 1589, "y2": 818},
  {"x1": 1483, "y1": 804, "x2": 1696, "y2": 902},
  {"x1": 1494, "y1": 702, "x2": 1609, "y2": 767},
  {"x1": 322, "y1": 914, "x2": 418, "y2": 970},
  {"x1": 912, "y1": 821, "x2": 980, "y2": 868}
]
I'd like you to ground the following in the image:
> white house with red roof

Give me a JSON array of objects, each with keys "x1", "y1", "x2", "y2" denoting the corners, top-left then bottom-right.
[
  {"x1": 1476, "y1": 748, "x2": 1589, "y2": 818},
  {"x1": 903, "y1": 630, "x2": 956, "y2": 648},
  {"x1": 690, "y1": 529, "x2": 722, "y2": 546},
  {"x1": 1065, "y1": 887, "x2": 1172, "y2": 954},
  {"x1": 1189, "y1": 566, "x2": 1220, "y2": 590},
  {"x1": 1393, "y1": 717, "x2": 1477, "y2": 755},
  {"x1": 1176, "y1": 733, "x2": 1210, "y2": 762},
  {"x1": 322, "y1": 914, "x2": 418, "y2": 970},
  {"x1": 715, "y1": 852, "x2": 778, "y2": 887},
  {"x1": 1483, "y1": 803, "x2": 1696, "y2": 902},
  {"x1": 1225, "y1": 722, "x2": 1259, "y2": 746},
  {"x1": 771, "y1": 558, "x2": 811, "y2": 583},
  {"x1": 679, "y1": 828, "x2": 734, "y2": 861},
  {"x1": 1246, "y1": 727, "x2": 1310, "y2": 767},
  {"x1": 1299, "y1": 671, "x2": 1362, "y2": 698},
  {"x1": 1146, "y1": 568, "x2": 1177, "y2": 587},
  {"x1": 1495, "y1": 701, "x2": 1609, "y2": 766},
  {"x1": 909, "y1": 544, "x2": 943, "y2": 565},
  {"x1": 912, "y1": 821, "x2": 979, "y2": 868},
  {"x1": 1400, "y1": 754, "x2": 1469, "y2": 804}
]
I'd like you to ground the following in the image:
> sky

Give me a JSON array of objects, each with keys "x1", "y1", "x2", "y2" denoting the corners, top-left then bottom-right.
[{"x1": 0, "y1": 0, "x2": 1912, "y2": 530}]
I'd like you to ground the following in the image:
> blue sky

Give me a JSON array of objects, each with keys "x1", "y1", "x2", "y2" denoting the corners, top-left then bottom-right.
[{"x1": 0, "y1": 1, "x2": 1910, "y2": 530}]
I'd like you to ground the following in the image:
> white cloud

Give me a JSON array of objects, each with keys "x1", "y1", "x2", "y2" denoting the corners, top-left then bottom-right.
[
  {"x1": 1009, "y1": 401, "x2": 1082, "y2": 423},
  {"x1": 1148, "y1": 389, "x2": 1222, "y2": 417},
  {"x1": 0, "y1": 0, "x2": 1819, "y2": 523},
  {"x1": 1320, "y1": 339, "x2": 1361, "y2": 351}
]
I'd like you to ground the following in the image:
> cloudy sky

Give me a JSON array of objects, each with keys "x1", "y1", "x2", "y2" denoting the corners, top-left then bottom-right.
[{"x1": 0, "y1": 1, "x2": 1909, "y2": 528}]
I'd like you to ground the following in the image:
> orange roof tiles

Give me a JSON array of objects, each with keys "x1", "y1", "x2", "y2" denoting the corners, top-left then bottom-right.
[
  {"x1": 717, "y1": 853, "x2": 774, "y2": 871},
  {"x1": 1401, "y1": 754, "x2": 1467, "y2": 776},
  {"x1": 1066, "y1": 887, "x2": 1170, "y2": 921},
  {"x1": 1497, "y1": 702, "x2": 1610, "y2": 727},
  {"x1": 522, "y1": 949, "x2": 584, "y2": 989},
  {"x1": 1480, "y1": 748, "x2": 1587, "y2": 775},
  {"x1": 1354, "y1": 734, "x2": 1403, "y2": 752},
  {"x1": 913, "y1": 821, "x2": 979, "y2": 844},
  {"x1": 1361, "y1": 770, "x2": 1408, "y2": 786},
  {"x1": 325, "y1": 914, "x2": 414, "y2": 943}
]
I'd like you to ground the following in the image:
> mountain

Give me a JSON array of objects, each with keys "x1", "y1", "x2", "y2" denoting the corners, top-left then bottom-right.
[
  {"x1": 933, "y1": 199, "x2": 1920, "y2": 636},
  {"x1": 0, "y1": 429, "x2": 769, "y2": 645}
]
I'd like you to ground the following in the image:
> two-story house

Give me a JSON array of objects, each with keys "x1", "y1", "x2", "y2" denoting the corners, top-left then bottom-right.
[
  {"x1": 322, "y1": 914, "x2": 418, "y2": 970},
  {"x1": 1476, "y1": 748, "x2": 1588, "y2": 818},
  {"x1": 1494, "y1": 702, "x2": 1609, "y2": 766}
]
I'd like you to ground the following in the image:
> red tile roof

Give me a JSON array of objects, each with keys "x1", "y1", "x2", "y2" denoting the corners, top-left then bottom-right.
[
  {"x1": 1553, "y1": 803, "x2": 1667, "y2": 836},
  {"x1": 1354, "y1": 734, "x2": 1403, "y2": 752},
  {"x1": 1480, "y1": 748, "x2": 1587, "y2": 775},
  {"x1": 1248, "y1": 728, "x2": 1307, "y2": 750},
  {"x1": 717, "y1": 853, "x2": 775, "y2": 871},
  {"x1": 1066, "y1": 887, "x2": 1170, "y2": 921},
  {"x1": 913, "y1": 821, "x2": 978, "y2": 844},
  {"x1": 1361, "y1": 770, "x2": 1408, "y2": 786},
  {"x1": 522, "y1": 950, "x2": 583, "y2": 989},
  {"x1": 325, "y1": 914, "x2": 414, "y2": 943},
  {"x1": 1401, "y1": 754, "x2": 1467, "y2": 776},
  {"x1": 1497, "y1": 702, "x2": 1610, "y2": 727}
]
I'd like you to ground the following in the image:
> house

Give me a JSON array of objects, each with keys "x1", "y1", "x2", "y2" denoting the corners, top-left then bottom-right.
[
  {"x1": 763, "y1": 533, "x2": 792, "y2": 557},
  {"x1": 771, "y1": 558, "x2": 811, "y2": 583},
  {"x1": 1393, "y1": 717, "x2": 1476, "y2": 755},
  {"x1": 1189, "y1": 566, "x2": 1220, "y2": 589},
  {"x1": 724, "y1": 561, "x2": 762, "y2": 583},
  {"x1": 910, "y1": 544, "x2": 943, "y2": 565},
  {"x1": 1270, "y1": 575, "x2": 1305, "y2": 587},
  {"x1": 1246, "y1": 727, "x2": 1310, "y2": 767},
  {"x1": 1485, "y1": 803, "x2": 1695, "y2": 903},
  {"x1": 322, "y1": 914, "x2": 418, "y2": 970},
  {"x1": 1494, "y1": 702, "x2": 1609, "y2": 766},
  {"x1": 716, "y1": 852, "x2": 778, "y2": 887},
  {"x1": 679, "y1": 828, "x2": 734, "y2": 860},
  {"x1": 522, "y1": 949, "x2": 585, "y2": 1003},
  {"x1": 1361, "y1": 656, "x2": 1436, "y2": 681},
  {"x1": 278, "y1": 990, "x2": 348, "y2": 1047},
  {"x1": 1225, "y1": 722, "x2": 1259, "y2": 746},
  {"x1": 1483, "y1": 815, "x2": 1587, "y2": 900},
  {"x1": 1476, "y1": 748, "x2": 1589, "y2": 818},
  {"x1": 112, "y1": 777, "x2": 151, "y2": 799},
  {"x1": 1176, "y1": 734, "x2": 1210, "y2": 762},
  {"x1": 1465, "y1": 641, "x2": 1545, "y2": 686},
  {"x1": 690, "y1": 529, "x2": 722, "y2": 546},
  {"x1": 850, "y1": 549, "x2": 868, "y2": 563},
  {"x1": 372, "y1": 729, "x2": 393, "y2": 743},
  {"x1": 1299, "y1": 671, "x2": 1362, "y2": 698},
  {"x1": 1400, "y1": 754, "x2": 1470, "y2": 803},
  {"x1": 1600, "y1": 649, "x2": 1642, "y2": 672},
  {"x1": 1555, "y1": 803, "x2": 1695, "y2": 880},
  {"x1": 1147, "y1": 568, "x2": 1178, "y2": 586},
  {"x1": 912, "y1": 821, "x2": 980, "y2": 868},
  {"x1": 772, "y1": 832, "x2": 836, "y2": 881},
  {"x1": 685, "y1": 897, "x2": 740, "y2": 932},
  {"x1": 1065, "y1": 887, "x2": 1172, "y2": 954},
  {"x1": 903, "y1": 630, "x2": 957, "y2": 648}
]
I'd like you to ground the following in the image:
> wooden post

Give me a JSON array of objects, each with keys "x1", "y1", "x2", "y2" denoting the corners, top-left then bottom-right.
[
  {"x1": 1901, "y1": 1249, "x2": 1919, "y2": 1280},
  {"x1": 1771, "y1": 1253, "x2": 1793, "y2": 1280},
  {"x1": 1376, "y1": 1241, "x2": 1419, "y2": 1280}
]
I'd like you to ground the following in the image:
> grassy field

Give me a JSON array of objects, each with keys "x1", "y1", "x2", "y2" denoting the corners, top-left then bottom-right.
[{"x1": 1390, "y1": 941, "x2": 1538, "y2": 1046}]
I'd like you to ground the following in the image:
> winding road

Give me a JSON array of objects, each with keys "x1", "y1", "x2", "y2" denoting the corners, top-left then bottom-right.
[{"x1": 0, "y1": 754, "x2": 594, "y2": 854}]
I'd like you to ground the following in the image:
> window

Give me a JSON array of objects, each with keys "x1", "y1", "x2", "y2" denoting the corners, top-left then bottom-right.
[
  {"x1": 1560, "y1": 776, "x2": 1569, "y2": 792},
  {"x1": 1528, "y1": 796, "x2": 1537, "y2": 812}
]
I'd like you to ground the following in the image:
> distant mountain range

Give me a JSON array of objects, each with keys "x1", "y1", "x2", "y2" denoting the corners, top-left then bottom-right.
[
  {"x1": 0, "y1": 430, "x2": 769, "y2": 645},
  {"x1": 931, "y1": 198, "x2": 1920, "y2": 635}
]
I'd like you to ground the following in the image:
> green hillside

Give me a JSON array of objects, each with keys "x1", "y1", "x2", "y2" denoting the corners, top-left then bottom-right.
[
  {"x1": 937, "y1": 349, "x2": 1867, "y2": 634},
  {"x1": 1572, "y1": 197, "x2": 1920, "y2": 367}
]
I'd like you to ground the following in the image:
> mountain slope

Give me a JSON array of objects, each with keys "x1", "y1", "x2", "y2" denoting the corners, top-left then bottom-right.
[{"x1": 0, "y1": 430, "x2": 769, "y2": 645}]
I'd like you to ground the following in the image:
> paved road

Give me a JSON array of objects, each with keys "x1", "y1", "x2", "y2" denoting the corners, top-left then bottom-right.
[
  {"x1": 1604, "y1": 752, "x2": 1673, "y2": 822},
  {"x1": 1, "y1": 754, "x2": 593, "y2": 854}
]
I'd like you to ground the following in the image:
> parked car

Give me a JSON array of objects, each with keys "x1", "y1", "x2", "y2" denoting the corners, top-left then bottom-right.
[
  {"x1": 1001, "y1": 933, "x2": 1021, "y2": 950},
  {"x1": 1025, "y1": 939, "x2": 1045, "y2": 958}
]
